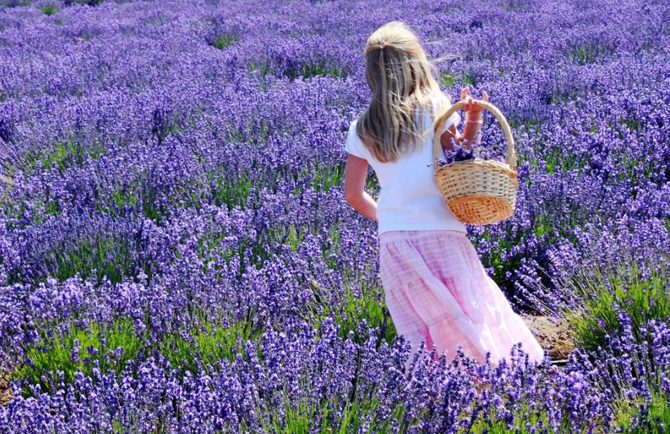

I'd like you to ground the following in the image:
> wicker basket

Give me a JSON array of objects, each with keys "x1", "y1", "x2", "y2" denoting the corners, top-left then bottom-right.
[{"x1": 432, "y1": 100, "x2": 518, "y2": 226}]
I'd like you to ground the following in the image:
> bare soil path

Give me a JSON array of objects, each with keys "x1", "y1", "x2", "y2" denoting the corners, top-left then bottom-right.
[
  {"x1": 521, "y1": 313, "x2": 576, "y2": 361},
  {"x1": 0, "y1": 371, "x2": 12, "y2": 406}
]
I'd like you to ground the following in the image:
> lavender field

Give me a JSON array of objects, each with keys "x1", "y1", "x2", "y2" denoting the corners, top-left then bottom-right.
[{"x1": 0, "y1": 0, "x2": 669, "y2": 432}]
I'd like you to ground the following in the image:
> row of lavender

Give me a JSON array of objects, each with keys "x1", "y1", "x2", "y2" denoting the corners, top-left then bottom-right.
[{"x1": 0, "y1": 0, "x2": 668, "y2": 432}]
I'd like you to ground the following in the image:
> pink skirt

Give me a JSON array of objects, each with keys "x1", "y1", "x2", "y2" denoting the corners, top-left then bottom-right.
[{"x1": 379, "y1": 230, "x2": 545, "y2": 369}]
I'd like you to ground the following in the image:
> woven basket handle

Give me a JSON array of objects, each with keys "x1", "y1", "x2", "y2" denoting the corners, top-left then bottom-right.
[{"x1": 432, "y1": 100, "x2": 517, "y2": 171}]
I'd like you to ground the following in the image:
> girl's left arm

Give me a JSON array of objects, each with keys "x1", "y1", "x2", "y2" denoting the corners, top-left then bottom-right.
[{"x1": 344, "y1": 154, "x2": 378, "y2": 222}]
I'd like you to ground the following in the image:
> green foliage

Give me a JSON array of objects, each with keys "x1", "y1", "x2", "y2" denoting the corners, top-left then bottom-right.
[
  {"x1": 105, "y1": 187, "x2": 138, "y2": 213},
  {"x1": 223, "y1": 118, "x2": 271, "y2": 144},
  {"x1": 15, "y1": 317, "x2": 146, "y2": 396},
  {"x1": 209, "y1": 170, "x2": 255, "y2": 211},
  {"x1": 343, "y1": 283, "x2": 394, "y2": 346},
  {"x1": 312, "y1": 164, "x2": 344, "y2": 194},
  {"x1": 44, "y1": 233, "x2": 151, "y2": 285},
  {"x1": 571, "y1": 44, "x2": 614, "y2": 66},
  {"x1": 244, "y1": 375, "x2": 606, "y2": 433},
  {"x1": 244, "y1": 375, "x2": 415, "y2": 434},
  {"x1": 247, "y1": 60, "x2": 272, "y2": 92},
  {"x1": 11, "y1": 139, "x2": 105, "y2": 177},
  {"x1": 211, "y1": 34, "x2": 236, "y2": 50},
  {"x1": 507, "y1": 118, "x2": 542, "y2": 131},
  {"x1": 285, "y1": 62, "x2": 348, "y2": 81},
  {"x1": 286, "y1": 224, "x2": 302, "y2": 252},
  {"x1": 248, "y1": 59, "x2": 347, "y2": 82},
  {"x1": 612, "y1": 386, "x2": 669, "y2": 434},
  {"x1": 41, "y1": 4, "x2": 58, "y2": 14},
  {"x1": 603, "y1": 311, "x2": 669, "y2": 434},
  {"x1": 441, "y1": 73, "x2": 455, "y2": 88},
  {"x1": 159, "y1": 310, "x2": 260, "y2": 375},
  {"x1": 464, "y1": 399, "x2": 604, "y2": 433},
  {"x1": 14, "y1": 309, "x2": 268, "y2": 395},
  {"x1": 563, "y1": 260, "x2": 669, "y2": 352},
  {"x1": 306, "y1": 277, "x2": 396, "y2": 348},
  {"x1": 3, "y1": 140, "x2": 109, "y2": 221},
  {"x1": 541, "y1": 146, "x2": 586, "y2": 175},
  {"x1": 255, "y1": 387, "x2": 316, "y2": 434}
]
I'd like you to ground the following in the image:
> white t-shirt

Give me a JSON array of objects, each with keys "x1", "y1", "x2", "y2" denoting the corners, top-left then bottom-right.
[{"x1": 344, "y1": 97, "x2": 467, "y2": 235}]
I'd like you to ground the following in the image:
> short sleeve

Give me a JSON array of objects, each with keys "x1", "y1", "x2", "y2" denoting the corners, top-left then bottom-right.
[
  {"x1": 436, "y1": 97, "x2": 461, "y2": 135},
  {"x1": 439, "y1": 111, "x2": 461, "y2": 135},
  {"x1": 344, "y1": 121, "x2": 368, "y2": 160}
]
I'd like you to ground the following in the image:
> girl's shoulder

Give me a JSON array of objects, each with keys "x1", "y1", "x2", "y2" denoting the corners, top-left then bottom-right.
[
  {"x1": 344, "y1": 119, "x2": 369, "y2": 161},
  {"x1": 430, "y1": 93, "x2": 461, "y2": 133}
]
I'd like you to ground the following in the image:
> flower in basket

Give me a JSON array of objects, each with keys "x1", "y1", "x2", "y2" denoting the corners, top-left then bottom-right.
[
  {"x1": 435, "y1": 137, "x2": 507, "y2": 167},
  {"x1": 439, "y1": 140, "x2": 475, "y2": 166}
]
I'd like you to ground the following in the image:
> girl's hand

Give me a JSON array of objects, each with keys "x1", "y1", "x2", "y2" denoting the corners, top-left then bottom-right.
[{"x1": 460, "y1": 87, "x2": 489, "y2": 119}]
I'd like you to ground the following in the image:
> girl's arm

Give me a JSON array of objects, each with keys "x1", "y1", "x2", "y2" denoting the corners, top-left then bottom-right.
[
  {"x1": 440, "y1": 87, "x2": 487, "y2": 151},
  {"x1": 344, "y1": 154, "x2": 378, "y2": 222},
  {"x1": 440, "y1": 116, "x2": 482, "y2": 152}
]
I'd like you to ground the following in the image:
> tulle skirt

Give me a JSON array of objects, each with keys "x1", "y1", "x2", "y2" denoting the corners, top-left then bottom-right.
[{"x1": 379, "y1": 230, "x2": 546, "y2": 370}]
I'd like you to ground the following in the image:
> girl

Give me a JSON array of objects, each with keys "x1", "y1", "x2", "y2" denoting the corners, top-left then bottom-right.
[{"x1": 343, "y1": 21, "x2": 546, "y2": 374}]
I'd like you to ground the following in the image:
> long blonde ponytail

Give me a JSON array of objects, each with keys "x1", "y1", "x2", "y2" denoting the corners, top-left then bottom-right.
[{"x1": 356, "y1": 21, "x2": 452, "y2": 163}]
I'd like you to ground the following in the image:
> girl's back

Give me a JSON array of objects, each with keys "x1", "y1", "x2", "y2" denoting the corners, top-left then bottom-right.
[{"x1": 344, "y1": 96, "x2": 465, "y2": 235}]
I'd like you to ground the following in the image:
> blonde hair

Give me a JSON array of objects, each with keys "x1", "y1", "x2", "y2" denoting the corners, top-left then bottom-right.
[{"x1": 356, "y1": 21, "x2": 452, "y2": 163}]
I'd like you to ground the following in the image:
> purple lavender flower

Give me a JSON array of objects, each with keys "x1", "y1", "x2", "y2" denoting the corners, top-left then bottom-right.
[{"x1": 0, "y1": 0, "x2": 667, "y2": 431}]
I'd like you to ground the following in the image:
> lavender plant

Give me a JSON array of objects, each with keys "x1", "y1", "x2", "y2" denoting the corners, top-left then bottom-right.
[{"x1": 0, "y1": 0, "x2": 668, "y2": 431}]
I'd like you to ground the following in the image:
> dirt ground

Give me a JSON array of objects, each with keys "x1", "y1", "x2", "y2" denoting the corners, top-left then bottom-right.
[
  {"x1": 520, "y1": 313, "x2": 576, "y2": 361},
  {"x1": 0, "y1": 371, "x2": 12, "y2": 407}
]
